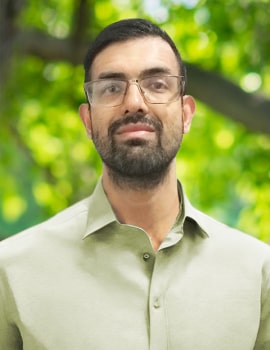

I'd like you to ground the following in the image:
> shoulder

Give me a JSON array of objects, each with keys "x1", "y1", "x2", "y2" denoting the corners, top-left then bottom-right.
[
  {"x1": 0, "y1": 196, "x2": 90, "y2": 262},
  {"x1": 192, "y1": 206, "x2": 270, "y2": 260},
  {"x1": 182, "y1": 184, "x2": 270, "y2": 265},
  {"x1": 181, "y1": 183, "x2": 270, "y2": 257}
]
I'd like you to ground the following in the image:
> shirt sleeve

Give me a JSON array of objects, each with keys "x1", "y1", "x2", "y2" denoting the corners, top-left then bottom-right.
[
  {"x1": 254, "y1": 257, "x2": 270, "y2": 350},
  {"x1": 0, "y1": 269, "x2": 23, "y2": 349}
]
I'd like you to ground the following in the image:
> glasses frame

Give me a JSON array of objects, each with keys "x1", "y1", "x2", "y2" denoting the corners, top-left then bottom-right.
[{"x1": 84, "y1": 75, "x2": 185, "y2": 107}]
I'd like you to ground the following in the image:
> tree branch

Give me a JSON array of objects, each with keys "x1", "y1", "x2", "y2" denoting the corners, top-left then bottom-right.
[
  {"x1": 186, "y1": 63, "x2": 270, "y2": 134},
  {"x1": 70, "y1": 0, "x2": 91, "y2": 43},
  {"x1": 17, "y1": 29, "x2": 86, "y2": 64},
  {"x1": 0, "y1": 0, "x2": 24, "y2": 85}
]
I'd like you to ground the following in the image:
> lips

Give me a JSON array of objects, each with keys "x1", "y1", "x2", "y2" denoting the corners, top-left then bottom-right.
[
  {"x1": 116, "y1": 122, "x2": 155, "y2": 135},
  {"x1": 108, "y1": 113, "x2": 163, "y2": 140}
]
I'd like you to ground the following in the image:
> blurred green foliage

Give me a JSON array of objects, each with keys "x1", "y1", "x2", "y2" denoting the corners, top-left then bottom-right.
[{"x1": 0, "y1": 0, "x2": 269, "y2": 242}]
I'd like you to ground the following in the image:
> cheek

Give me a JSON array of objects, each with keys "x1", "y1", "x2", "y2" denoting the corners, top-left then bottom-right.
[
  {"x1": 162, "y1": 105, "x2": 183, "y2": 133},
  {"x1": 90, "y1": 109, "x2": 111, "y2": 136},
  {"x1": 158, "y1": 107, "x2": 183, "y2": 147},
  {"x1": 165, "y1": 123, "x2": 182, "y2": 143}
]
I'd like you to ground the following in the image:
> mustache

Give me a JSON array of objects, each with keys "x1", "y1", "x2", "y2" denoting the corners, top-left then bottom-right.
[{"x1": 108, "y1": 113, "x2": 163, "y2": 137}]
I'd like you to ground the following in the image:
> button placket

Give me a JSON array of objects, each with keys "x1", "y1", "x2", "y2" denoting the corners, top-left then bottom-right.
[{"x1": 148, "y1": 251, "x2": 169, "y2": 350}]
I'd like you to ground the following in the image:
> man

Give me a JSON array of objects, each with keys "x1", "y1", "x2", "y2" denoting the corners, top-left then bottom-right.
[{"x1": 0, "y1": 18, "x2": 269, "y2": 350}]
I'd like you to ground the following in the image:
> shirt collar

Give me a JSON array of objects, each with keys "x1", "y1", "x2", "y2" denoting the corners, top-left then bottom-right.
[
  {"x1": 83, "y1": 178, "x2": 208, "y2": 239},
  {"x1": 83, "y1": 178, "x2": 116, "y2": 239},
  {"x1": 178, "y1": 181, "x2": 209, "y2": 239}
]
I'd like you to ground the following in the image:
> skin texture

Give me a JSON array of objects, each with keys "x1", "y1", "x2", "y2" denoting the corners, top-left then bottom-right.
[{"x1": 79, "y1": 37, "x2": 196, "y2": 250}]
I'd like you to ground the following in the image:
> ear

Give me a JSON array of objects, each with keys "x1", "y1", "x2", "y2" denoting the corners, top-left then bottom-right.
[
  {"x1": 78, "y1": 103, "x2": 92, "y2": 139},
  {"x1": 182, "y1": 95, "x2": 196, "y2": 134}
]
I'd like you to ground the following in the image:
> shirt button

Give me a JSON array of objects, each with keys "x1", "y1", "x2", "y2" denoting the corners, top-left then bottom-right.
[
  {"x1": 153, "y1": 297, "x2": 161, "y2": 309},
  {"x1": 143, "y1": 253, "x2": 151, "y2": 261}
]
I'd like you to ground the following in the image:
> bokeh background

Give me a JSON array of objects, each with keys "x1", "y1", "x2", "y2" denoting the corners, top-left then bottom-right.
[{"x1": 1, "y1": 0, "x2": 270, "y2": 242}]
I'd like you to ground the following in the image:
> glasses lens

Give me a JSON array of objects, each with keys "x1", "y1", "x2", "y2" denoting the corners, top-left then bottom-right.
[
  {"x1": 86, "y1": 80, "x2": 127, "y2": 106},
  {"x1": 140, "y1": 76, "x2": 181, "y2": 104}
]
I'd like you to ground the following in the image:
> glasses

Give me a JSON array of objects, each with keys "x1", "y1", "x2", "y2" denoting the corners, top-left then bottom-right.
[{"x1": 84, "y1": 75, "x2": 185, "y2": 107}]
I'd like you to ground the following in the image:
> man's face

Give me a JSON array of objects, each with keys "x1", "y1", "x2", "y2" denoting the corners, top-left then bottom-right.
[{"x1": 79, "y1": 36, "x2": 195, "y2": 188}]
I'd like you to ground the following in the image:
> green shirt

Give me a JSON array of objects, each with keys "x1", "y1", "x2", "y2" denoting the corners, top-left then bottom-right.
[{"x1": 0, "y1": 179, "x2": 270, "y2": 349}]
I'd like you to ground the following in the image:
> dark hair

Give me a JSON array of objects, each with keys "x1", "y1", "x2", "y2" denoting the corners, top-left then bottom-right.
[{"x1": 83, "y1": 18, "x2": 186, "y2": 94}]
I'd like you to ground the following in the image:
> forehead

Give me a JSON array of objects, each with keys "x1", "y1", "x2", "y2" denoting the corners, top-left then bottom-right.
[{"x1": 91, "y1": 37, "x2": 179, "y2": 79}]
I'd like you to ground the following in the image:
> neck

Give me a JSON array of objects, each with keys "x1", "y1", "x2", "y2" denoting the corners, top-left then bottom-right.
[{"x1": 102, "y1": 161, "x2": 180, "y2": 251}]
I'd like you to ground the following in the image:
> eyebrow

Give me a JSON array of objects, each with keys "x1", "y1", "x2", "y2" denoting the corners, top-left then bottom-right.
[
  {"x1": 97, "y1": 72, "x2": 126, "y2": 80},
  {"x1": 140, "y1": 67, "x2": 173, "y2": 77},
  {"x1": 97, "y1": 67, "x2": 174, "y2": 80}
]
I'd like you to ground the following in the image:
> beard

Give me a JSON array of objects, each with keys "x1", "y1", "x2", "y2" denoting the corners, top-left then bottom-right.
[{"x1": 92, "y1": 112, "x2": 183, "y2": 190}]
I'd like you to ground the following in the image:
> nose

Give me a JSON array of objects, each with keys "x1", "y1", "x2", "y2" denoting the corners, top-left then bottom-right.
[{"x1": 121, "y1": 81, "x2": 149, "y2": 114}]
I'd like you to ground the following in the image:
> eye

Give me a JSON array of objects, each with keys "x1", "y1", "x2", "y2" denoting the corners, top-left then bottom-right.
[
  {"x1": 98, "y1": 80, "x2": 124, "y2": 96},
  {"x1": 144, "y1": 77, "x2": 169, "y2": 92}
]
